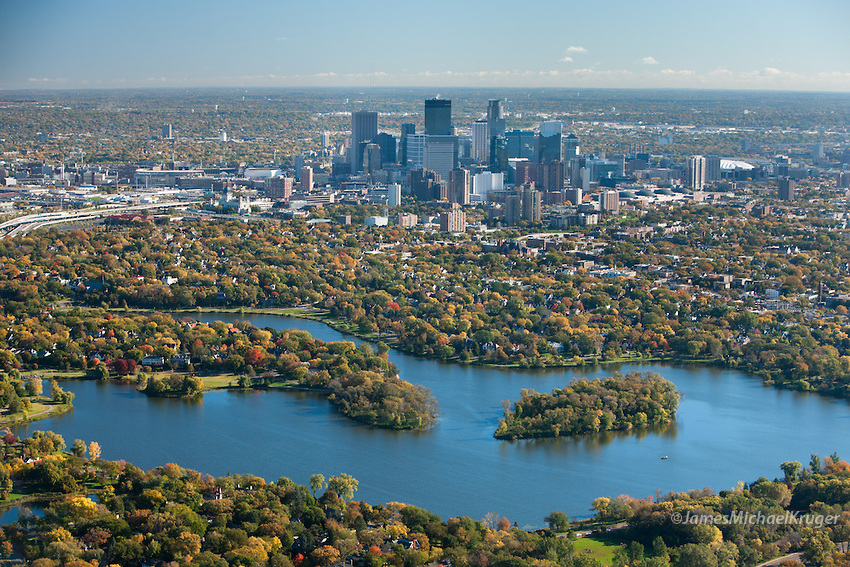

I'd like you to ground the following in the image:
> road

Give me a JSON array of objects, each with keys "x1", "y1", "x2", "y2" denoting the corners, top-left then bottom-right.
[
  {"x1": 0, "y1": 201, "x2": 201, "y2": 238},
  {"x1": 754, "y1": 552, "x2": 802, "y2": 567}
]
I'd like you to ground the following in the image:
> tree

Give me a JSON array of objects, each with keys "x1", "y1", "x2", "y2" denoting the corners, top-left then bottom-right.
[
  {"x1": 88, "y1": 441, "x2": 101, "y2": 461},
  {"x1": 591, "y1": 497, "x2": 610, "y2": 520},
  {"x1": 801, "y1": 528, "x2": 834, "y2": 566},
  {"x1": 652, "y1": 536, "x2": 668, "y2": 559},
  {"x1": 71, "y1": 439, "x2": 86, "y2": 459},
  {"x1": 780, "y1": 461, "x2": 802, "y2": 483},
  {"x1": 49, "y1": 380, "x2": 66, "y2": 403},
  {"x1": 25, "y1": 378, "x2": 43, "y2": 397},
  {"x1": 94, "y1": 363, "x2": 110, "y2": 381},
  {"x1": 113, "y1": 358, "x2": 137, "y2": 376},
  {"x1": 327, "y1": 473, "x2": 358, "y2": 503},
  {"x1": 7, "y1": 395, "x2": 23, "y2": 415},
  {"x1": 309, "y1": 473, "x2": 326, "y2": 498},
  {"x1": 628, "y1": 541, "x2": 645, "y2": 564},
  {"x1": 544, "y1": 511, "x2": 570, "y2": 531},
  {"x1": 675, "y1": 543, "x2": 718, "y2": 567},
  {"x1": 0, "y1": 462, "x2": 11, "y2": 500},
  {"x1": 311, "y1": 545, "x2": 341, "y2": 567},
  {"x1": 172, "y1": 531, "x2": 202, "y2": 558},
  {"x1": 810, "y1": 454, "x2": 822, "y2": 473}
]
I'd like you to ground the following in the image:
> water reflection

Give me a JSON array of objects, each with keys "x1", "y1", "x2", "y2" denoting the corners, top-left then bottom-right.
[
  {"x1": 506, "y1": 422, "x2": 679, "y2": 457},
  {"x1": 0, "y1": 504, "x2": 44, "y2": 527}
]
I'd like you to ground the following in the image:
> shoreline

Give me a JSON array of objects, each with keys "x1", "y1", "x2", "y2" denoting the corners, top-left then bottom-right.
[
  {"x1": 35, "y1": 305, "x2": 850, "y2": 404},
  {"x1": 0, "y1": 403, "x2": 74, "y2": 428}
]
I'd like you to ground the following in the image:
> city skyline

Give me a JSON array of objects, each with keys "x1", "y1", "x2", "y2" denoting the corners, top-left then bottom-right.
[{"x1": 2, "y1": 0, "x2": 849, "y2": 92}]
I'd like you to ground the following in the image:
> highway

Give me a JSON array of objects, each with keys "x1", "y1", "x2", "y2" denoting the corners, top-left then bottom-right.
[{"x1": 0, "y1": 201, "x2": 202, "y2": 238}]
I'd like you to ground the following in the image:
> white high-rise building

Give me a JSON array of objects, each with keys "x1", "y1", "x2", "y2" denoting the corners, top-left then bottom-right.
[
  {"x1": 472, "y1": 171, "x2": 504, "y2": 201},
  {"x1": 472, "y1": 120, "x2": 489, "y2": 163},
  {"x1": 687, "y1": 155, "x2": 707, "y2": 190},
  {"x1": 388, "y1": 183, "x2": 402, "y2": 207},
  {"x1": 599, "y1": 190, "x2": 620, "y2": 214}
]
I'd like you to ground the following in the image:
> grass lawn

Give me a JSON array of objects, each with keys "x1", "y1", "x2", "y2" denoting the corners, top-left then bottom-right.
[
  {"x1": 0, "y1": 400, "x2": 71, "y2": 426},
  {"x1": 5, "y1": 491, "x2": 32, "y2": 503},
  {"x1": 574, "y1": 533, "x2": 628, "y2": 565},
  {"x1": 27, "y1": 401, "x2": 52, "y2": 415},
  {"x1": 199, "y1": 374, "x2": 237, "y2": 389},
  {"x1": 22, "y1": 369, "x2": 87, "y2": 380}
]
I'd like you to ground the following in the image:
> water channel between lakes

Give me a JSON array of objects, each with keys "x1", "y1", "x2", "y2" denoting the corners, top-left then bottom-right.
[{"x1": 13, "y1": 313, "x2": 850, "y2": 528}]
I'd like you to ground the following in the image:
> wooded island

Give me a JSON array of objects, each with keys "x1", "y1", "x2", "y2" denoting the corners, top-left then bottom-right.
[{"x1": 494, "y1": 371, "x2": 679, "y2": 439}]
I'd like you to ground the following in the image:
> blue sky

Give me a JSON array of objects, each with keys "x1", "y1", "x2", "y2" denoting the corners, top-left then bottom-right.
[{"x1": 3, "y1": 0, "x2": 849, "y2": 91}]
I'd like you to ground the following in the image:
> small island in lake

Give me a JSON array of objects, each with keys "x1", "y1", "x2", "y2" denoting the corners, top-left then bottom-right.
[
  {"x1": 327, "y1": 370, "x2": 438, "y2": 429},
  {"x1": 494, "y1": 371, "x2": 679, "y2": 440}
]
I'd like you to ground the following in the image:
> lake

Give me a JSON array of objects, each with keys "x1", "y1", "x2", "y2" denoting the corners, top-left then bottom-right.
[{"x1": 13, "y1": 313, "x2": 850, "y2": 528}]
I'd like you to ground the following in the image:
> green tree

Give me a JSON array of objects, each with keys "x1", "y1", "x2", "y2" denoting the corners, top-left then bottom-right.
[
  {"x1": 309, "y1": 473, "x2": 326, "y2": 498},
  {"x1": 801, "y1": 529, "x2": 834, "y2": 566},
  {"x1": 94, "y1": 362, "x2": 110, "y2": 381},
  {"x1": 543, "y1": 510, "x2": 570, "y2": 531},
  {"x1": 780, "y1": 460, "x2": 802, "y2": 483},
  {"x1": 0, "y1": 462, "x2": 11, "y2": 500},
  {"x1": 71, "y1": 439, "x2": 86, "y2": 459},
  {"x1": 675, "y1": 543, "x2": 718, "y2": 567},
  {"x1": 327, "y1": 473, "x2": 358, "y2": 503}
]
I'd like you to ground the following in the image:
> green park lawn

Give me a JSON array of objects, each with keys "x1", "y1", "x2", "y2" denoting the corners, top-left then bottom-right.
[
  {"x1": 574, "y1": 533, "x2": 628, "y2": 565},
  {"x1": 197, "y1": 374, "x2": 237, "y2": 389}
]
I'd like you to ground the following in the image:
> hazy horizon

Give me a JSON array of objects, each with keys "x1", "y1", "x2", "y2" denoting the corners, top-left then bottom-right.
[
  {"x1": 3, "y1": 86, "x2": 850, "y2": 96},
  {"x1": 3, "y1": 0, "x2": 849, "y2": 93}
]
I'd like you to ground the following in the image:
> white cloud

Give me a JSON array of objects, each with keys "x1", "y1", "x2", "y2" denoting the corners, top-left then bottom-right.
[
  {"x1": 559, "y1": 56, "x2": 573, "y2": 63},
  {"x1": 27, "y1": 77, "x2": 68, "y2": 84},
  {"x1": 640, "y1": 56, "x2": 658, "y2": 65},
  {"x1": 566, "y1": 46, "x2": 587, "y2": 54},
  {"x1": 660, "y1": 68, "x2": 694, "y2": 76}
]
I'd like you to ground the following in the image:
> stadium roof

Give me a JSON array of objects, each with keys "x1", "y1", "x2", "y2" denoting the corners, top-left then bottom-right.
[{"x1": 721, "y1": 159, "x2": 755, "y2": 170}]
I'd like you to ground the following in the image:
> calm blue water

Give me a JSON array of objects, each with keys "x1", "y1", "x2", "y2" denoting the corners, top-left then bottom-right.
[{"x1": 14, "y1": 314, "x2": 850, "y2": 528}]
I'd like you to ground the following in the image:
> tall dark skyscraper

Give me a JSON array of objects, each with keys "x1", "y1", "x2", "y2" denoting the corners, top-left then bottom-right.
[
  {"x1": 564, "y1": 133, "x2": 580, "y2": 160},
  {"x1": 490, "y1": 135, "x2": 508, "y2": 174},
  {"x1": 351, "y1": 111, "x2": 378, "y2": 173},
  {"x1": 487, "y1": 100, "x2": 505, "y2": 138},
  {"x1": 372, "y1": 132, "x2": 397, "y2": 165},
  {"x1": 537, "y1": 121, "x2": 563, "y2": 163},
  {"x1": 425, "y1": 99, "x2": 452, "y2": 136},
  {"x1": 486, "y1": 100, "x2": 506, "y2": 165},
  {"x1": 400, "y1": 123, "x2": 415, "y2": 166},
  {"x1": 505, "y1": 130, "x2": 535, "y2": 160}
]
